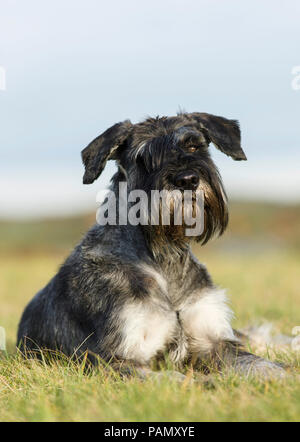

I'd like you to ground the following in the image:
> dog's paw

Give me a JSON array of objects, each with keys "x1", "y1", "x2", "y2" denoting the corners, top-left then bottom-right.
[
  {"x1": 145, "y1": 370, "x2": 189, "y2": 383},
  {"x1": 235, "y1": 357, "x2": 287, "y2": 380},
  {"x1": 136, "y1": 368, "x2": 198, "y2": 384}
]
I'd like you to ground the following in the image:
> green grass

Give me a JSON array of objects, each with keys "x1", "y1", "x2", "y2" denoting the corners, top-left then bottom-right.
[
  {"x1": 0, "y1": 351, "x2": 299, "y2": 422},
  {"x1": 0, "y1": 202, "x2": 300, "y2": 421}
]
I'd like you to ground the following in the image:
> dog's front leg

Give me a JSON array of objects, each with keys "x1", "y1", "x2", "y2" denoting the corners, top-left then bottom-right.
[
  {"x1": 197, "y1": 339, "x2": 286, "y2": 380},
  {"x1": 108, "y1": 358, "x2": 188, "y2": 383},
  {"x1": 109, "y1": 359, "x2": 155, "y2": 379},
  {"x1": 179, "y1": 286, "x2": 286, "y2": 380}
]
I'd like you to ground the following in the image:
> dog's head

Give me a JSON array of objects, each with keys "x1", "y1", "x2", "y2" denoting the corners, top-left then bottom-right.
[{"x1": 82, "y1": 112, "x2": 246, "y2": 244}]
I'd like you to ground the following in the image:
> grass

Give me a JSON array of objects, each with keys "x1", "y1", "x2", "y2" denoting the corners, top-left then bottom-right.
[
  {"x1": 0, "y1": 202, "x2": 300, "y2": 421},
  {"x1": 0, "y1": 352, "x2": 299, "y2": 422}
]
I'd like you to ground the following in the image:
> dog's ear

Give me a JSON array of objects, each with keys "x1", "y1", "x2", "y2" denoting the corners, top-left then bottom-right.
[
  {"x1": 191, "y1": 113, "x2": 247, "y2": 161},
  {"x1": 81, "y1": 120, "x2": 132, "y2": 184}
]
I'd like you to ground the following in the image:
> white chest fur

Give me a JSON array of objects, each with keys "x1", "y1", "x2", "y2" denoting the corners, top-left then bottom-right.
[
  {"x1": 118, "y1": 289, "x2": 236, "y2": 365},
  {"x1": 118, "y1": 301, "x2": 177, "y2": 364},
  {"x1": 179, "y1": 289, "x2": 236, "y2": 354}
]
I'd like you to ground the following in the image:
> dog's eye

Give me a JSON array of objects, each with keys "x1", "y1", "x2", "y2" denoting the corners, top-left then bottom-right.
[{"x1": 186, "y1": 146, "x2": 198, "y2": 153}]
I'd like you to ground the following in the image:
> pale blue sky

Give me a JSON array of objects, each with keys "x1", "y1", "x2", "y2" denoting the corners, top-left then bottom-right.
[{"x1": 0, "y1": 0, "x2": 299, "y2": 217}]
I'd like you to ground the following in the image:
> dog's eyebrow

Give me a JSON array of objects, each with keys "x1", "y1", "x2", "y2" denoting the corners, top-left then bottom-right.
[{"x1": 176, "y1": 130, "x2": 206, "y2": 145}]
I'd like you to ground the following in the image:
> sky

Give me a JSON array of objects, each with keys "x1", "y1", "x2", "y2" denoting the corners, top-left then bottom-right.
[{"x1": 0, "y1": 0, "x2": 300, "y2": 218}]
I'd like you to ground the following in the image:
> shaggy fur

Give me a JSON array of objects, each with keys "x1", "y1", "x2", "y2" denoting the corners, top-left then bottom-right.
[{"x1": 17, "y1": 112, "x2": 285, "y2": 379}]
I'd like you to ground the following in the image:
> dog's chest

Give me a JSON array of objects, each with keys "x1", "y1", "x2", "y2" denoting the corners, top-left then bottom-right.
[{"x1": 118, "y1": 267, "x2": 234, "y2": 364}]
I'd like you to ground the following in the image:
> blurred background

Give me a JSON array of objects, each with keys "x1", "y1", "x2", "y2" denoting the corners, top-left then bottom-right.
[{"x1": 0, "y1": 0, "x2": 299, "y2": 350}]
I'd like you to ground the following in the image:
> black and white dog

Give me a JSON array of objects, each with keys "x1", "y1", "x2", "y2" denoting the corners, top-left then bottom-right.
[{"x1": 18, "y1": 112, "x2": 285, "y2": 379}]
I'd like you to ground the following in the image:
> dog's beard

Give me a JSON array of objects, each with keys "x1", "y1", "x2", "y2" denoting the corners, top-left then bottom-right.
[
  {"x1": 144, "y1": 178, "x2": 228, "y2": 248},
  {"x1": 197, "y1": 180, "x2": 228, "y2": 244}
]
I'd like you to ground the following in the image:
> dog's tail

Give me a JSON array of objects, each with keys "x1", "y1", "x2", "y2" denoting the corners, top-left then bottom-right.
[{"x1": 235, "y1": 323, "x2": 300, "y2": 353}]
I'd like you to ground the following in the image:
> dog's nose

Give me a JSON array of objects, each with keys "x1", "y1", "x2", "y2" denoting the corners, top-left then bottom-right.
[{"x1": 174, "y1": 171, "x2": 199, "y2": 190}]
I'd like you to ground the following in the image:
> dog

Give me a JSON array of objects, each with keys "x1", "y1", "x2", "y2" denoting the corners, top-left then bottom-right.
[{"x1": 17, "y1": 112, "x2": 285, "y2": 379}]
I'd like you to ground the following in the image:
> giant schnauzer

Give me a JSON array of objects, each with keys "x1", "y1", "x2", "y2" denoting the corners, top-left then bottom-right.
[{"x1": 17, "y1": 112, "x2": 285, "y2": 379}]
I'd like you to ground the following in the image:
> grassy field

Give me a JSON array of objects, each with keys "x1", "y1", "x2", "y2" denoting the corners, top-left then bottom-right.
[{"x1": 0, "y1": 202, "x2": 300, "y2": 422}]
